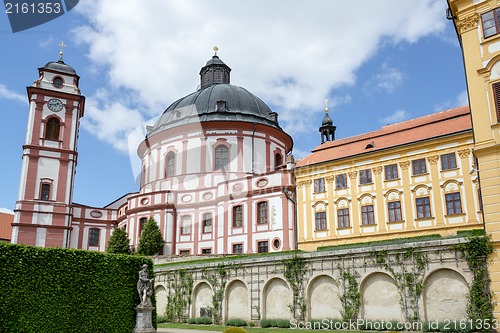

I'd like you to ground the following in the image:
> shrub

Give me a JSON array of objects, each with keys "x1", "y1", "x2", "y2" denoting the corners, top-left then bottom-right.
[
  {"x1": 137, "y1": 217, "x2": 164, "y2": 255},
  {"x1": 157, "y1": 316, "x2": 168, "y2": 324},
  {"x1": 225, "y1": 319, "x2": 247, "y2": 327},
  {"x1": 260, "y1": 319, "x2": 290, "y2": 328},
  {"x1": 0, "y1": 242, "x2": 153, "y2": 333},
  {"x1": 223, "y1": 327, "x2": 248, "y2": 333},
  {"x1": 107, "y1": 227, "x2": 131, "y2": 254},
  {"x1": 188, "y1": 317, "x2": 213, "y2": 325}
]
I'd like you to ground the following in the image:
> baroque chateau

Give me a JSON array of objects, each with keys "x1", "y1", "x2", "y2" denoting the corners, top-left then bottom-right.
[
  {"x1": 9, "y1": 0, "x2": 500, "y2": 321},
  {"x1": 10, "y1": 51, "x2": 482, "y2": 255}
]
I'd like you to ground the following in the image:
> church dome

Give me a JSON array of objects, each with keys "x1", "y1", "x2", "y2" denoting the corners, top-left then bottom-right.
[
  {"x1": 148, "y1": 54, "x2": 282, "y2": 137},
  {"x1": 42, "y1": 59, "x2": 77, "y2": 75}
]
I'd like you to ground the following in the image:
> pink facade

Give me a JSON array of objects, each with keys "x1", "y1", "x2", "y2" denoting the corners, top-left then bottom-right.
[{"x1": 13, "y1": 54, "x2": 297, "y2": 255}]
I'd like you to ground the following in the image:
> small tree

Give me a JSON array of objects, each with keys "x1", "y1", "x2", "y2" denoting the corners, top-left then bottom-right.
[
  {"x1": 107, "y1": 227, "x2": 131, "y2": 254},
  {"x1": 137, "y1": 217, "x2": 164, "y2": 256}
]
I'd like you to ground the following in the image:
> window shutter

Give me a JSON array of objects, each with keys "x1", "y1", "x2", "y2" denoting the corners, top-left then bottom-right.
[{"x1": 492, "y1": 82, "x2": 500, "y2": 122}]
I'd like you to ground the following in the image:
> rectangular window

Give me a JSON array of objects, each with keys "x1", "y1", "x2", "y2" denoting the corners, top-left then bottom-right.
[
  {"x1": 335, "y1": 173, "x2": 348, "y2": 189},
  {"x1": 139, "y1": 217, "x2": 147, "y2": 234},
  {"x1": 258, "y1": 241, "x2": 269, "y2": 253},
  {"x1": 359, "y1": 169, "x2": 372, "y2": 184},
  {"x1": 232, "y1": 243, "x2": 243, "y2": 254},
  {"x1": 337, "y1": 208, "x2": 350, "y2": 228},
  {"x1": 493, "y1": 81, "x2": 500, "y2": 123},
  {"x1": 202, "y1": 213, "x2": 212, "y2": 233},
  {"x1": 215, "y1": 145, "x2": 229, "y2": 171},
  {"x1": 441, "y1": 153, "x2": 457, "y2": 170},
  {"x1": 384, "y1": 164, "x2": 398, "y2": 180},
  {"x1": 166, "y1": 153, "x2": 175, "y2": 177},
  {"x1": 388, "y1": 201, "x2": 402, "y2": 222},
  {"x1": 181, "y1": 216, "x2": 191, "y2": 235},
  {"x1": 314, "y1": 178, "x2": 325, "y2": 193},
  {"x1": 40, "y1": 183, "x2": 51, "y2": 201},
  {"x1": 179, "y1": 250, "x2": 190, "y2": 255},
  {"x1": 315, "y1": 212, "x2": 327, "y2": 231},
  {"x1": 232, "y1": 205, "x2": 243, "y2": 228},
  {"x1": 201, "y1": 249, "x2": 212, "y2": 255},
  {"x1": 416, "y1": 197, "x2": 432, "y2": 219},
  {"x1": 257, "y1": 202, "x2": 268, "y2": 224},
  {"x1": 482, "y1": 9, "x2": 500, "y2": 38},
  {"x1": 88, "y1": 228, "x2": 100, "y2": 246},
  {"x1": 446, "y1": 192, "x2": 463, "y2": 215},
  {"x1": 412, "y1": 158, "x2": 427, "y2": 175},
  {"x1": 361, "y1": 205, "x2": 375, "y2": 225}
]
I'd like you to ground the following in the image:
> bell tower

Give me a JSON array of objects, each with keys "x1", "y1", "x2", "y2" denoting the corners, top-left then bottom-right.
[
  {"x1": 319, "y1": 101, "x2": 336, "y2": 144},
  {"x1": 12, "y1": 44, "x2": 85, "y2": 247}
]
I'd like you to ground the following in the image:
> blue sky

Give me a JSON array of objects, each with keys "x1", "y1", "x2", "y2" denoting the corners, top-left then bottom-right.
[{"x1": 0, "y1": 1, "x2": 467, "y2": 213}]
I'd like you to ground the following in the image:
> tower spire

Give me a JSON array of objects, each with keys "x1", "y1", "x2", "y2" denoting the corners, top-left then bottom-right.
[
  {"x1": 58, "y1": 41, "x2": 66, "y2": 61},
  {"x1": 319, "y1": 99, "x2": 336, "y2": 144}
]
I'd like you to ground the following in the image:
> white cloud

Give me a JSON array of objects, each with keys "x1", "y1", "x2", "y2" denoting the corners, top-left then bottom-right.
[
  {"x1": 73, "y1": 0, "x2": 447, "y2": 149},
  {"x1": 379, "y1": 109, "x2": 409, "y2": 125},
  {"x1": 456, "y1": 90, "x2": 469, "y2": 106},
  {"x1": 0, "y1": 84, "x2": 27, "y2": 104},
  {"x1": 81, "y1": 89, "x2": 144, "y2": 152},
  {"x1": 434, "y1": 90, "x2": 469, "y2": 111},
  {"x1": 0, "y1": 207, "x2": 14, "y2": 215},
  {"x1": 364, "y1": 63, "x2": 405, "y2": 95}
]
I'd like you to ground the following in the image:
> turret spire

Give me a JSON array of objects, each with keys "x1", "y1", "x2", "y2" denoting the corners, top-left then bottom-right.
[
  {"x1": 58, "y1": 41, "x2": 65, "y2": 61},
  {"x1": 319, "y1": 99, "x2": 336, "y2": 143}
]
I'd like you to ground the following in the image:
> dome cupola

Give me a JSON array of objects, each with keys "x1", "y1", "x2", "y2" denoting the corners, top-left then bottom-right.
[
  {"x1": 148, "y1": 50, "x2": 289, "y2": 138},
  {"x1": 199, "y1": 47, "x2": 231, "y2": 89}
]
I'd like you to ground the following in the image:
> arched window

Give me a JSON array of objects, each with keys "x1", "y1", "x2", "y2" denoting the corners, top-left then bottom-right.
[
  {"x1": 166, "y1": 152, "x2": 175, "y2": 177},
  {"x1": 215, "y1": 145, "x2": 229, "y2": 171},
  {"x1": 45, "y1": 117, "x2": 60, "y2": 141},
  {"x1": 275, "y1": 153, "x2": 283, "y2": 169}
]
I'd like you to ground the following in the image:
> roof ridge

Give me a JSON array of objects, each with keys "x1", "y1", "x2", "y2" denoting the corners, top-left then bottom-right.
[{"x1": 312, "y1": 106, "x2": 469, "y2": 153}]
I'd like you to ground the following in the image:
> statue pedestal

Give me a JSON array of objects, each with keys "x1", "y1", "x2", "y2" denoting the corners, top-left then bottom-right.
[{"x1": 133, "y1": 304, "x2": 156, "y2": 333}]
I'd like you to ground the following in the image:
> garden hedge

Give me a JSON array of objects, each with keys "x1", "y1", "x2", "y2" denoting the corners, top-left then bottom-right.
[{"x1": 0, "y1": 242, "x2": 154, "y2": 333}]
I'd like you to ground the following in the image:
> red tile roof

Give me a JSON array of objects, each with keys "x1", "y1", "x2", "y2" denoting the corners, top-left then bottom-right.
[
  {"x1": 296, "y1": 106, "x2": 472, "y2": 167},
  {"x1": 0, "y1": 212, "x2": 13, "y2": 241}
]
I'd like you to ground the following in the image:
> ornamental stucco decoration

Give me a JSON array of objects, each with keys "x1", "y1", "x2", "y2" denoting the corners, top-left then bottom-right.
[{"x1": 457, "y1": 13, "x2": 479, "y2": 34}]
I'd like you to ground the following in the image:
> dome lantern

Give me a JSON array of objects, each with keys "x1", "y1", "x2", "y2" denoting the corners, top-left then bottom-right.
[{"x1": 199, "y1": 47, "x2": 231, "y2": 89}]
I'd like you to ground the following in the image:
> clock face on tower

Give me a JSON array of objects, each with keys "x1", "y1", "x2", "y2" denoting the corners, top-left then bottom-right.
[{"x1": 47, "y1": 98, "x2": 63, "y2": 112}]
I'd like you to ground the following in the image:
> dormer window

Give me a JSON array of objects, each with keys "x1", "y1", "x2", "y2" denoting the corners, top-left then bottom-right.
[{"x1": 216, "y1": 100, "x2": 228, "y2": 112}]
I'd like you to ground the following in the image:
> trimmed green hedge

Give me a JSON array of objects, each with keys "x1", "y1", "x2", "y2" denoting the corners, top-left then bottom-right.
[
  {"x1": 0, "y1": 242, "x2": 154, "y2": 333},
  {"x1": 187, "y1": 317, "x2": 213, "y2": 324},
  {"x1": 260, "y1": 319, "x2": 290, "y2": 328},
  {"x1": 224, "y1": 318, "x2": 247, "y2": 326}
]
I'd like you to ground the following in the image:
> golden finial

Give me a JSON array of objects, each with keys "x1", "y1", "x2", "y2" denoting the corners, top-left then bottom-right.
[
  {"x1": 59, "y1": 41, "x2": 66, "y2": 60},
  {"x1": 325, "y1": 98, "x2": 329, "y2": 113},
  {"x1": 213, "y1": 46, "x2": 219, "y2": 56}
]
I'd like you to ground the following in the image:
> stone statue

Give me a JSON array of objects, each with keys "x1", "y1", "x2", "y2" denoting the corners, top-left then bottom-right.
[{"x1": 137, "y1": 264, "x2": 154, "y2": 306}]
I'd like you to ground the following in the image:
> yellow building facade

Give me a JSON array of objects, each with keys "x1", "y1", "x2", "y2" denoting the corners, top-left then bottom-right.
[
  {"x1": 448, "y1": 0, "x2": 500, "y2": 320},
  {"x1": 295, "y1": 106, "x2": 482, "y2": 251}
]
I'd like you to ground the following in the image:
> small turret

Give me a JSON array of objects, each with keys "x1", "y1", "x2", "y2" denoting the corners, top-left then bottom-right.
[{"x1": 319, "y1": 100, "x2": 336, "y2": 143}]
